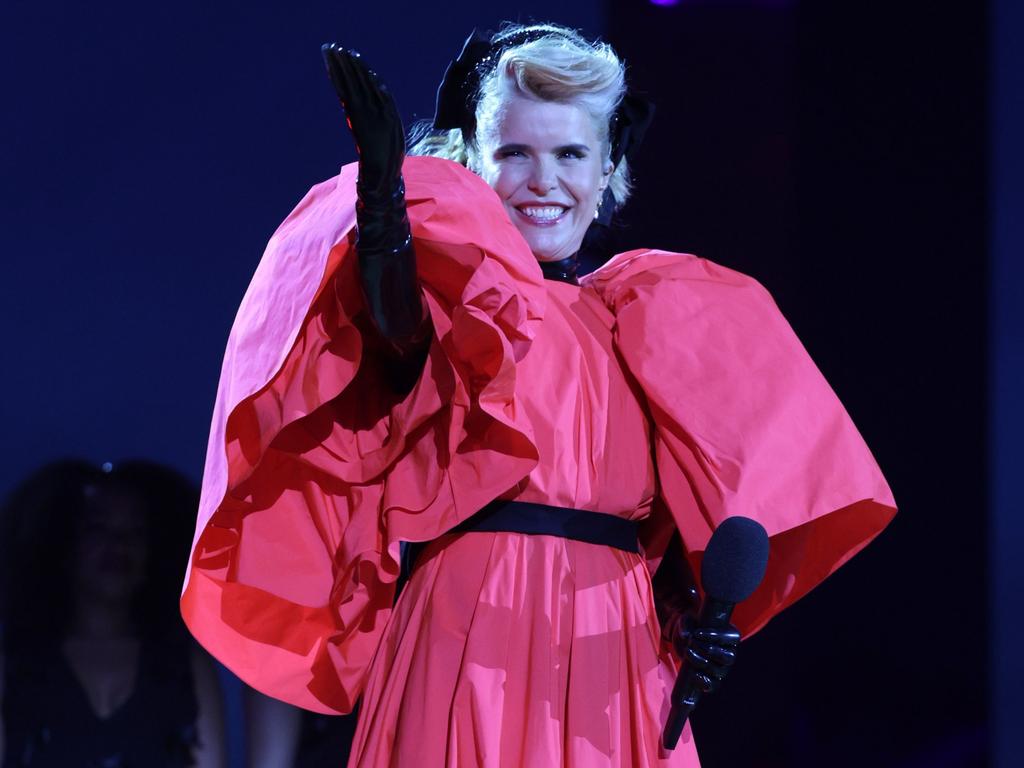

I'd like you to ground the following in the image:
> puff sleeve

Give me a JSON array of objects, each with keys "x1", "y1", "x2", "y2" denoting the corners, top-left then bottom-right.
[
  {"x1": 181, "y1": 157, "x2": 546, "y2": 714},
  {"x1": 583, "y1": 249, "x2": 896, "y2": 636}
]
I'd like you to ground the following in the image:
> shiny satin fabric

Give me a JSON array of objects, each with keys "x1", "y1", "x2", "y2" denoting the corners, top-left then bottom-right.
[{"x1": 180, "y1": 156, "x2": 896, "y2": 766}]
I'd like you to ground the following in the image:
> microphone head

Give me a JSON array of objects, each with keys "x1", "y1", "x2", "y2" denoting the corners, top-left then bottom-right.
[{"x1": 700, "y1": 516, "x2": 770, "y2": 603}]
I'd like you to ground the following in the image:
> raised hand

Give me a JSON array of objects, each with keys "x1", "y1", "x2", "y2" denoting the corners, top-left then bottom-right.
[
  {"x1": 321, "y1": 44, "x2": 405, "y2": 204},
  {"x1": 320, "y1": 43, "x2": 428, "y2": 386}
]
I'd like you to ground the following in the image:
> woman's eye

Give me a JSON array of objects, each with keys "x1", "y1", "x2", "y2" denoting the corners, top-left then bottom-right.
[
  {"x1": 498, "y1": 150, "x2": 524, "y2": 159},
  {"x1": 558, "y1": 150, "x2": 585, "y2": 160}
]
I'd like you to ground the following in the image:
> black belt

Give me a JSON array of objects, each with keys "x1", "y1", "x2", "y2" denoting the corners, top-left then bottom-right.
[
  {"x1": 450, "y1": 499, "x2": 640, "y2": 553},
  {"x1": 398, "y1": 500, "x2": 640, "y2": 595}
]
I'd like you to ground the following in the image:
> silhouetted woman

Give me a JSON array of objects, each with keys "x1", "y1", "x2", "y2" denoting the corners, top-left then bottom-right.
[{"x1": 1, "y1": 460, "x2": 225, "y2": 768}]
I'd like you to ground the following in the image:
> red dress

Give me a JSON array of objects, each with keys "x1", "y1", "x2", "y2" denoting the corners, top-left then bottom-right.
[{"x1": 180, "y1": 156, "x2": 896, "y2": 766}]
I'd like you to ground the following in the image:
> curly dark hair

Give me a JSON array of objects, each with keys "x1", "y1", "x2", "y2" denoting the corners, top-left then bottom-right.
[{"x1": 0, "y1": 458, "x2": 198, "y2": 646}]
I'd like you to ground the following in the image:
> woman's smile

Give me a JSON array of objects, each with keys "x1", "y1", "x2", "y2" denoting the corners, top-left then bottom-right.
[{"x1": 514, "y1": 203, "x2": 571, "y2": 226}]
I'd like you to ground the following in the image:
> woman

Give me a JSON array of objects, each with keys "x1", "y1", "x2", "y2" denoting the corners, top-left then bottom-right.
[
  {"x1": 181, "y1": 23, "x2": 896, "y2": 766},
  {"x1": 1, "y1": 460, "x2": 225, "y2": 767}
]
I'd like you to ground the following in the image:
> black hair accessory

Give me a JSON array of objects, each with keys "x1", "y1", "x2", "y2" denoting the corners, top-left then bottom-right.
[
  {"x1": 433, "y1": 27, "x2": 655, "y2": 223},
  {"x1": 597, "y1": 91, "x2": 654, "y2": 225},
  {"x1": 432, "y1": 29, "x2": 493, "y2": 139}
]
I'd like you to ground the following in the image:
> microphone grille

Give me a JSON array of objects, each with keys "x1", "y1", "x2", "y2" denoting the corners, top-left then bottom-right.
[{"x1": 701, "y1": 516, "x2": 770, "y2": 603}]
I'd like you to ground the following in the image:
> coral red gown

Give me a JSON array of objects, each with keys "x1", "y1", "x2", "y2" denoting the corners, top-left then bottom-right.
[{"x1": 181, "y1": 156, "x2": 896, "y2": 766}]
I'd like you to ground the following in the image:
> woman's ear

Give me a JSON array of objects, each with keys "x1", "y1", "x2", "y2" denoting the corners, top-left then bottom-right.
[
  {"x1": 466, "y1": 144, "x2": 481, "y2": 174},
  {"x1": 599, "y1": 161, "x2": 615, "y2": 192}
]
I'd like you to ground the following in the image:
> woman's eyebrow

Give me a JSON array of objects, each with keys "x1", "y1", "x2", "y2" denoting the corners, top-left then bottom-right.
[
  {"x1": 494, "y1": 143, "x2": 591, "y2": 154},
  {"x1": 495, "y1": 143, "x2": 531, "y2": 154}
]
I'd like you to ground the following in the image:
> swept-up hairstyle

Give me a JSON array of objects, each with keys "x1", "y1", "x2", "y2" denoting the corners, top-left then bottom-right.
[{"x1": 409, "y1": 23, "x2": 633, "y2": 210}]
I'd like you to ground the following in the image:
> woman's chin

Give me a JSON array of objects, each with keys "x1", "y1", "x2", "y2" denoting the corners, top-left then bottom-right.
[
  {"x1": 506, "y1": 209, "x2": 585, "y2": 262},
  {"x1": 520, "y1": 234, "x2": 577, "y2": 262}
]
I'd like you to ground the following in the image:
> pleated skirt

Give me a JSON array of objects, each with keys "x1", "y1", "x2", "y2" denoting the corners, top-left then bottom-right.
[{"x1": 348, "y1": 531, "x2": 700, "y2": 767}]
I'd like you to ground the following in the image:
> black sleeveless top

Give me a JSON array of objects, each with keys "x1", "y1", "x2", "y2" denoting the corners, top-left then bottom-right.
[{"x1": 2, "y1": 633, "x2": 199, "y2": 768}]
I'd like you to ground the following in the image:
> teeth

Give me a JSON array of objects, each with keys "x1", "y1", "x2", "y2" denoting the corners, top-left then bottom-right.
[{"x1": 519, "y1": 206, "x2": 566, "y2": 220}]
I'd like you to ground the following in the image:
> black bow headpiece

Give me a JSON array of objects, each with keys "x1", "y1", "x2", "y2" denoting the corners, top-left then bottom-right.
[{"x1": 433, "y1": 27, "x2": 655, "y2": 213}]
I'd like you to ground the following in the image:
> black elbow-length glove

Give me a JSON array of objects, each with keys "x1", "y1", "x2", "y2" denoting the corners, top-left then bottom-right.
[{"x1": 321, "y1": 45, "x2": 430, "y2": 386}]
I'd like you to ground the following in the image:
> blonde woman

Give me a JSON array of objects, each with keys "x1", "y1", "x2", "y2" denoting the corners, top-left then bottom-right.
[{"x1": 182, "y1": 23, "x2": 896, "y2": 766}]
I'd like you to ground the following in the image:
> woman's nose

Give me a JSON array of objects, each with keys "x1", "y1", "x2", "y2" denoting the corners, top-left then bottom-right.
[{"x1": 527, "y1": 158, "x2": 558, "y2": 194}]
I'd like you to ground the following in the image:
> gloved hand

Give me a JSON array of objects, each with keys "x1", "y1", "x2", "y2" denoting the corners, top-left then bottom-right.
[
  {"x1": 672, "y1": 613, "x2": 740, "y2": 694},
  {"x1": 322, "y1": 45, "x2": 406, "y2": 210},
  {"x1": 653, "y1": 533, "x2": 740, "y2": 695},
  {"x1": 321, "y1": 44, "x2": 429, "y2": 382}
]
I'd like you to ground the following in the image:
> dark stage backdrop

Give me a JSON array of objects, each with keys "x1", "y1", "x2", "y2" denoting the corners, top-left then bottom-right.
[
  {"x1": 606, "y1": 1, "x2": 989, "y2": 766},
  {"x1": 2, "y1": 0, "x2": 1003, "y2": 766},
  {"x1": 0, "y1": 0, "x2": 603, "y2": 494},
  {"x1": 991, "y1": 0, "x2": 1023, "y2": 765}
]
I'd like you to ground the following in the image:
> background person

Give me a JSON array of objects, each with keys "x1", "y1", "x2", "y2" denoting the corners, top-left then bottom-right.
[{"x1": 1, "y1": 459, "x2": 226, "y2": 768}]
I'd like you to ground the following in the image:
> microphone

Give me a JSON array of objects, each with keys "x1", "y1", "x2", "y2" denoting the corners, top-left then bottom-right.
[{"x1": 662, "y1": 516, "x2": 770, "y2": 750}]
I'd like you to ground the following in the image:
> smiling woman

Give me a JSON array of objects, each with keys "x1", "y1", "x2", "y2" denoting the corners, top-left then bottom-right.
[
  {"x1": 477, "y1": 96, "x2": 612, "y2": 261},
  {"x1": 412, "y1": 24, "x2": 632, "y2": 266},
  {"x1": 181, "y1": 21, "x2": 897, "y2": 768}
]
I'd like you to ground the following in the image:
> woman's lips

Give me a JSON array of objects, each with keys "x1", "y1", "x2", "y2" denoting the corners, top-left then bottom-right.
[{"x1": 514, "y1": 204, "x2": 570, "y2": 227}]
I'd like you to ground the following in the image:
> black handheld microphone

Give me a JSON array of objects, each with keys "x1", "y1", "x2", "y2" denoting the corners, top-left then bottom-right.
[{"x1": 662, "y1": 516, "x2": 770, "y2": 750}]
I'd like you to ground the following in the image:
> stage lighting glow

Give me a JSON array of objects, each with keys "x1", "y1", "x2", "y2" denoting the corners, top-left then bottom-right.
[{"x1": 649, "y1": 0, "x2": 795, "y2": 5}]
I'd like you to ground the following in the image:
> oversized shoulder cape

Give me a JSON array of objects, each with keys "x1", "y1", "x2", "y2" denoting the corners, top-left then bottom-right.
[{"x1": 181, "y1": 156, "x2": 896, "y2": 715}]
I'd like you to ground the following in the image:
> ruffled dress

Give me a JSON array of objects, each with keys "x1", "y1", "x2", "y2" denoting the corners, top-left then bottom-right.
[{"x1": 180, "y1": 156, "x2": 896, "y2": 767}]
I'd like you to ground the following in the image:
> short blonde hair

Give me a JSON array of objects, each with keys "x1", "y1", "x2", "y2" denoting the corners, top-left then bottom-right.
[{"x1": 409, "y1": 23, "x2": 633, "y2": 210}]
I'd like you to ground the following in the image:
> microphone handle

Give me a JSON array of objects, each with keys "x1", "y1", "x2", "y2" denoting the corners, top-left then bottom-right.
[{"x1": 662, "y1": 597, "x2": 736, "y2": 750}]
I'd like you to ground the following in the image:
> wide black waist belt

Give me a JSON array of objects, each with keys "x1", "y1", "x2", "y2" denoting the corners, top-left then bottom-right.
[
  {"x1": 450, "y1": 499, "x2": 640, "y2": 554},
  {"x1": 398, "y1": 501, "x2": 640, "y2": 594}
]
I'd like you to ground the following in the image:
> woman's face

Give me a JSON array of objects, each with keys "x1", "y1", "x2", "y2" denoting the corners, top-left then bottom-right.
[
  {"x1": 73, "y1": 489, "x2": 149, "y2": 604},
  {"x1": 477, "y1": 95, "x2": 613, "y2": 262}
]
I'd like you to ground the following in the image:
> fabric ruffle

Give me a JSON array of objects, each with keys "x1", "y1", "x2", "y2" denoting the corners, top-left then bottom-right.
[
  {"x1": 181, "y1": 157, "x2": 546, "y2": 714},
  {"x1": 583, "y1": 250, "x2": 897, "y2": 636}
]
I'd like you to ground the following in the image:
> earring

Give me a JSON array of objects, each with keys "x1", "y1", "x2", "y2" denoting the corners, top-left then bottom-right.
[{"x1": 595, "y1": 185, "x2": 609, "y2": 220}]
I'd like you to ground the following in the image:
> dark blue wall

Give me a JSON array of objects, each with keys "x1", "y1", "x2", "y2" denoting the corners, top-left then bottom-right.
[
  {"x1": 0, "y1": 1, "x2": 603, "y2": 497},
  {"x1": 992, "y1": 0, "x2": 1023, "y2": 765}
]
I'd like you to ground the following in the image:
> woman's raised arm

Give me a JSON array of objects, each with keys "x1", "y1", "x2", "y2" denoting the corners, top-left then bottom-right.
[{"x1": 321, "y1": 45, "x2": 431, "y2": 391}]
